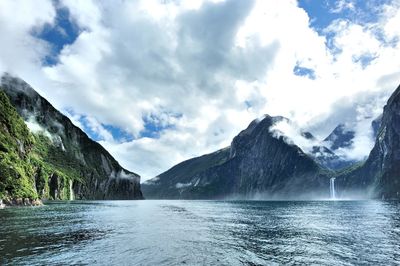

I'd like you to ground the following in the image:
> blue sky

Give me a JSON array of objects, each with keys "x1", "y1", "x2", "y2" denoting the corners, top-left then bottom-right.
[
  {"x1": 35, "y1": 5, "x2": 80, "y2": 66},
  {"x1": 298, "y1": 0, "x2": 387, "y2": 29}
]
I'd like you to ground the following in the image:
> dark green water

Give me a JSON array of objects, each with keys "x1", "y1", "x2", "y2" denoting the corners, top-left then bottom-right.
[{"x1": 1, "y1": 200, "x2": 400, "y2": 265}]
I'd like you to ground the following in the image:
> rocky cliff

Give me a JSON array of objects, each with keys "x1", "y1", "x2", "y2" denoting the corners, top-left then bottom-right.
[
  {"x1": 337, "y1": 84, "x2": 400, "y2": 199},
  {"x1": 143, "y1": 115, "x2": 332, "y2": 199},
  {"x1": 0, "y1": 74, "x2": 143, "y2": 202}
]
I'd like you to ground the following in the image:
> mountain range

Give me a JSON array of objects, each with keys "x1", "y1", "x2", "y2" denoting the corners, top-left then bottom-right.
[
  {"x1": 143, "y1": 84, "x2": 400, "y2": 200},
  {"x1": 1, "y1": 73, "x2": 399, "y2": 202}
]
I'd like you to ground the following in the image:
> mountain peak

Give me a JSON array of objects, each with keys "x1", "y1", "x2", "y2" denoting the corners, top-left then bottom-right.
[
  {"x1": 323, "y1": 123, "x2": 355, "y2": 151},
  {"x1": 1, "y1": 73, "x2": 37, "y2": 97},
  {"x1": 386, "y1": 84, "x2": 400, "y2": 106}
]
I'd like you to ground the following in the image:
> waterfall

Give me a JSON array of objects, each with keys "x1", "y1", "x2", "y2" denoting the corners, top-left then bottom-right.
[
  {"x1": 330, "y1": 177, "x2": 336, "y2": 199},
  {"x1": 69, "y1": 179, "x2": 74, "y2": 201}
]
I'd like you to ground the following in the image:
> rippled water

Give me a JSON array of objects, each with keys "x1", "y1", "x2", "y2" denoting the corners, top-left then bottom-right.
[{"x1": 1, "y1": 200, "x2": 400, "y2": 265}]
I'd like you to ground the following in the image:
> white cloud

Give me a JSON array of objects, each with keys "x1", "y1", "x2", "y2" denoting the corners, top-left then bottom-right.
[
  {"x1": 330, "y1": 0, "x2": 356, "y2": 14},
  {"x1": 85, "y1": 116, "x2": 114, "y2": 142},
  {"x1": 1, "y1": 0, "x2": 400, "y2": 181},
  {"x1": 383, "y1": 2, "x2": 400, "y2": 40},
  {"x1": 269, "y1": 119, "x2": 319, "y2": 154},
  {"x1": 0, "y1": 0, "x2": 55, "y2": 76}
]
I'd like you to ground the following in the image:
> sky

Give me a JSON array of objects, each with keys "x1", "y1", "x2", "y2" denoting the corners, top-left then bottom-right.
[{"x1": 1, "y1": 0, "x2": 400, "y2": 181}]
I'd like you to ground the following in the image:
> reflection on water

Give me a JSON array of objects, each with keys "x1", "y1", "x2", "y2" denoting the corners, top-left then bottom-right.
[{"x1": 1, "y1": 200, "x2": 400, "y2": 265}]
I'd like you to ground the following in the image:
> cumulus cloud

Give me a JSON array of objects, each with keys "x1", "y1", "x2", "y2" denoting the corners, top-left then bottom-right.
[
  {"x1": 1, "y1": 0, "x2": 400, "y2": 180},
  {"x1": 0, "y1": 0, "x2": 55, "y2": 78},
  {"x1": 330, "y1": 0, "x2": 356, "y2": 14}
]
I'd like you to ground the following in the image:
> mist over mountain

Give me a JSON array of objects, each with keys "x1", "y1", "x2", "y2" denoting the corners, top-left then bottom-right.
[{"x1": 269, "y1": 120, "x2": 354, "y2": 170}]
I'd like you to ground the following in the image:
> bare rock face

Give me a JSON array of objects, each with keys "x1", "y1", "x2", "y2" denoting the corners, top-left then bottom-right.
[
  {"x1": 49, "y1": 173, "x2": 60, "y2": 200},
  {"x1": 0, "y1": 74, "x2": 143, "y2": 200},
  {"x1": 143, "y1": 115, "x2": 331, "y2": 199},
  {"x1": 371, "y1": 115, "x2": 383, "y2": 138},
  {"x1": 337, "y1": 84, "x2": 400, "y2": 199}
]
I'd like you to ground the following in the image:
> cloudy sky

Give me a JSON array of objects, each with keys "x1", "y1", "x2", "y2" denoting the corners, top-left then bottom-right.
[{"x1": 1, "y1": 0, "x2": 400, "y2": 181}]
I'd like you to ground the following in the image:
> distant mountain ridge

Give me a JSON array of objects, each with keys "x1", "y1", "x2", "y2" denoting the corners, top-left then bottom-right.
[
  {"x1": 0, "y1": 74, "x2": 143, "y2": 203},
  {"x1": 324, "y1": 124, "x2": 355, "y2": 151}
]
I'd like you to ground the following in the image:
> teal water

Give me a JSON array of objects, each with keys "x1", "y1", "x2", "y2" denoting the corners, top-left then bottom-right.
[{"x1": 1, "y1": 200, "x2": 400, "y2": 265}]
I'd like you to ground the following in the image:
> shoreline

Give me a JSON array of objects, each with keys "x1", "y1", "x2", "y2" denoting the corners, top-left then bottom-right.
[{"x1": 0, "y1": 198, "x2": 43, "y2": 208}]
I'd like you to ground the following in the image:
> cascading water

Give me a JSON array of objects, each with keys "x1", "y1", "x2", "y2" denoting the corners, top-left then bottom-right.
[
  {"x1": 330, "y1": 177, "x2": 336, "y2": 200},
  {"x1": 69, "y1": 179, "x2": 74, "y2": 201}
]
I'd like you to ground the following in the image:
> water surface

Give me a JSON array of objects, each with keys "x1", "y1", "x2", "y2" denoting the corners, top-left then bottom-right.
[{"x1": 1, "y1": 200, "x2": 400, "y2": 265}]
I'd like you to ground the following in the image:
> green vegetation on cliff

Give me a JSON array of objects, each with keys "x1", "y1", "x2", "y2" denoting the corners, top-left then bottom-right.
[
  {"x1": 0, "y1": 90, "x2": 77, "y2": 200},
  {"x1": 0, "y1": 90, "x2": 37, "y2": 199}
]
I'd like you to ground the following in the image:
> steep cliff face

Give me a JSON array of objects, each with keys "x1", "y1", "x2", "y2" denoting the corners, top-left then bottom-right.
[
  {"x1": 337, "y1": 85, "x2": 400, "y2": 199},
  {"x1": 0, "y1": 75, "x2": 143, "y2": 201},
  {"x1": 371, "y1": 115, "x2": 383, "y2": 138},
  {"x1": 144, "y1": 115, "x2": 331, "y2": 199}
]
